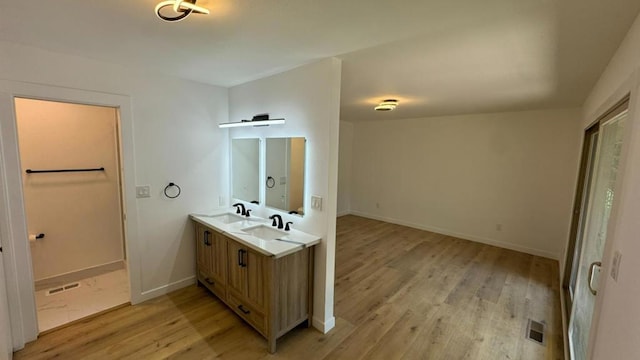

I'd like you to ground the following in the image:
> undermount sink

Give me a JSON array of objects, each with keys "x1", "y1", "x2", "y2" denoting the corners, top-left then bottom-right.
[
  {"x1": 242, "y1": 224, "x2": 287, "y2": 241},
  {"x1": 210, "y1": 213, "x2": 245, "y2": 224}
]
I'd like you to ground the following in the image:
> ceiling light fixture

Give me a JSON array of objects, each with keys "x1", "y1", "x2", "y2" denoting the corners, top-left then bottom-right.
[
  {"x1": 218, "y1": 114, "x2": 286, "y2": 128},
  {"x1": 155, "y1": 0, "x2": 210, "y2": 22},
  {"x1": 374, "y1": 99, "x2": 399, "y2": 111}
]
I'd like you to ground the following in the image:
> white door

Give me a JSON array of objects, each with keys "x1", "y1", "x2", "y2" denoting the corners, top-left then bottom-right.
[
  {"x1": 568, "y1": 106, "x2": 628, "y2": 359},
  {"x1": 0, "y1": 246, "x2": 13, "y2": 360}
]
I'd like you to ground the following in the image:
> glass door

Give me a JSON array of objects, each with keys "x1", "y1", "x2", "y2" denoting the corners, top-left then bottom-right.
[{"x1": 568, "y1": 103, "x2": 628, "y2": 360}]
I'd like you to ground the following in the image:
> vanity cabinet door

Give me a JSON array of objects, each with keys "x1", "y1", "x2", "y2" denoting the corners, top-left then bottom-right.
[
  {"x1": 209, "y1": 232, "x2": 227, "y2": 286},
  {"x1": 196, "y1": 225, "x2": 212, "y2": 274},
  {"x1": 227, "y1": 239, "x2": 246, "y2": 297},
  {"x1": 226, "y1": 237, "x2": 268, "y2": 313},
  {"x1": 196, "y1": 225, "x2": 227, "y2": 298},
  {"x1": 245, "y1": 248, "x2": 267, "y2": 312}
]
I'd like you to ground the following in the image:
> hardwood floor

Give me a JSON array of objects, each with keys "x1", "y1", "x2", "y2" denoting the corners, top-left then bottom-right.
[{"x1": 14, "y1": 215, "x2": 563, "y2": 359}]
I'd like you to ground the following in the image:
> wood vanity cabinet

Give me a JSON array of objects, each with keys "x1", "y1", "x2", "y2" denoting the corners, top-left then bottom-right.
[{"x1": 195, "y1": 222, "x2": 314, "y2": 353}]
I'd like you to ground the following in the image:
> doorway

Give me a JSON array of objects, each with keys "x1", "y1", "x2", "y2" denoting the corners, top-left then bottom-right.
[
  {"x1": 564, "y1": 98, "x2": 629, "y2": 359},
  {"x1": 13, "y1": 98, "x2": 130, "y2": 333}
]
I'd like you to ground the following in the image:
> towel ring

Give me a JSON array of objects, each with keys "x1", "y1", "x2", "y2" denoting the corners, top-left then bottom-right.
[
  {"x1": 164, "y1": 182, "x2": 181, "y2": 199},
  {"x1": 266, "y1": 176, "x2": 275, "y2": 189}
]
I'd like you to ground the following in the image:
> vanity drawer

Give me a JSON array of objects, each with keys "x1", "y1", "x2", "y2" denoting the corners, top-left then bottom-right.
[
  {"x1": 198, "y1": 269, "x2": 225, "y2": 300},
  {"x1": 227, "y1": 291, "x2": 267, "y2": 336}
]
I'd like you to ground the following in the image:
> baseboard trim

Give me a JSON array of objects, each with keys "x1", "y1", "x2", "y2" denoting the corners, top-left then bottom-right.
[
  {"x1": 336, "y1": 210, "x2": 351, "y2": 217},
  {"x1": 349, "y1": 211, "x2": 558, "y2": 260},
  {"x1": 312, "y1": 316, "x2": 336, "y2": 334},
  {"x1": 137, "y1": 276, "x2": 196, "y2": 304},
  {"x1": 35, "y1": 260, "x2": 126, "y2": 291}
]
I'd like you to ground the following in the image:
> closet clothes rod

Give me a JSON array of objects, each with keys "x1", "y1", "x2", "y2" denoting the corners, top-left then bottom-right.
[{"x1": 25, "y1": 167, "x2": 105, "y2": 174}]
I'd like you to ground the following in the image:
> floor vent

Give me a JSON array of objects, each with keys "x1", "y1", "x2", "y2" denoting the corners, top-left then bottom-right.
[
  {"x1": 64, "y1": 282, "x2": 79, "y2": 290},
  {"x1": 526, "y1": 319, "x2": 546, "y2": 345},
  {"x1": 46, "y1": 282, "x2": 81, "y2": 296},
  {"x1": 47, "y1": 287, "x2": 64, "y2": 295}
]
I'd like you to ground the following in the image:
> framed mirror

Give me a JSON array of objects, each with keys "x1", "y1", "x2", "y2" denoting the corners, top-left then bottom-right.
[
  {"x1": 231, "y1": 138, "x2": 260, "y2": 204},
  {"x1": 265, "y1": 137, "x2": 306, "y2": 216}
]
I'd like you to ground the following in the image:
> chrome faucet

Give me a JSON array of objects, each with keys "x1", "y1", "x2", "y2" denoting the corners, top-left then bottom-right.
[
  {"x1": 232, "y1": 203, "x2": 246, "y2": 216},
  {"x1": 269, "y1": 214, "x2": 284, "y2": 229}
]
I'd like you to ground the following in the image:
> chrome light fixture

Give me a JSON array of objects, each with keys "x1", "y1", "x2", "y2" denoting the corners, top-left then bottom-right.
[
  {"x1": 155, "y1": 0, "x2": 210, "y2": 22},
  {"x1": 374, "y1": 99, "x2": 399, "y2": 111}
]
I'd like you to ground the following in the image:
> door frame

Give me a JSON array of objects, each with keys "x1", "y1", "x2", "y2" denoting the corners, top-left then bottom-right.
[
  {"x1": 563, "y1": 92, "x2": 634, "y2": 359},
  {"x1": 563, "y1": 97, "x2": 630, "y2": 315},
  {"x1": 0, "y1": 80, "x2": 142, "y2": 349},
  {"x1": 562, "y1": 121, "x2": 599, "y2": 317}
]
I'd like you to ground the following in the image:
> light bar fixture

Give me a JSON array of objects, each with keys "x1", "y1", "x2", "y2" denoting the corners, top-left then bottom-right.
[
  {"x1": 374, "y1": 99, "x2": 399, "y2": 111},
  {"x1": 219, "y1": 114, "x2": 285, "y2": 128},
  {"x1": 155, "y1": 0, "x2": 209, "y2": 22}
]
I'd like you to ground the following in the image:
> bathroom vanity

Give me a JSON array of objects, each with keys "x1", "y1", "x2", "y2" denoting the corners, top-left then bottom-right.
[{"x1": 190, "y1": 212, "x2": 320, "y2": 353}]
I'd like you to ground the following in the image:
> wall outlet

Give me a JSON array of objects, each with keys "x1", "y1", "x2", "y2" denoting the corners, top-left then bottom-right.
[
  {"x1": 136, "y1": 185, "x2": 151, "y2": 198},
  {"x1": 611, "y1": 250, "x2": 622, "y2": 281},
  {"x1": 219, "y1": 196, "x2": 225, "y2": 206},
  {"x1": 311, "y1": 195, "x2": 322, "y2": 210}
]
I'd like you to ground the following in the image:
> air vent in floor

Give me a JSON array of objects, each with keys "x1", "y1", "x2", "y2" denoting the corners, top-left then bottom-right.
[
  {"x1": 526, "y1": 319, "x2": 546, "y2": 345},
  {"x1": 46, "y1": 281, "x2": 81, "y2": 296}
]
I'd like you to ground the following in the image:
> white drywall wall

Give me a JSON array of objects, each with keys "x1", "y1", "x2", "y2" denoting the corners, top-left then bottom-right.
[
  {"x1": 345, "y1": 109, "x2": 581, "y2": 259},
  {"x1": 337, "y1": 121, "x2": 354, "y2": 216}
]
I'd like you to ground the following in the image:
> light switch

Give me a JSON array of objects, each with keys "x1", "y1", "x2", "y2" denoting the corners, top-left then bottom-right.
[
  {"x1": 611, "y1": 251, "x2": 622, "y2": 281},
  {"x1": 136, "y1": 185, "x2": 151, "y2": 198},
  {"x1": 311, "y1": 195, "x2": 322, "y2": 210}
]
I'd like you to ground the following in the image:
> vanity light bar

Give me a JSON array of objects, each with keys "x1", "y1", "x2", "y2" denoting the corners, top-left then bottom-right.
[{"x1": 218, "y1": 118, "x2": 285, "y2": 128}]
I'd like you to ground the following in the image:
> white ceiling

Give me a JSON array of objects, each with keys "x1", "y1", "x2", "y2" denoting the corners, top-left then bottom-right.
[{"x1": 2, "y1": 0, "x2": 639, "y2": 121}]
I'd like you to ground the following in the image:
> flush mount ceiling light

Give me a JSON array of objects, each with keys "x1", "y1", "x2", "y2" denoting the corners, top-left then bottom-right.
[
  {"x1": 374, "y1": 99, "x2": 399, "y2": 111},
  {"x1": 219, "y1": 114, "x2": 286, "y2": 128},
  {"x1": 155, "y1": 0, "x2": 210, "y2": 22}
]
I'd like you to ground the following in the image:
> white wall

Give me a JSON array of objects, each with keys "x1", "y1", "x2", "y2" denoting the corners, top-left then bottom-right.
[
  {"x1": 344, "y1": 109, "x2": 581, "y2": 259},
  {"x1": 337, "y1": 121, "x2": 354, "y2": 216},
  {"x1": 228, "y1": 58, "x2": 342, "y2": 332},
  {"x1": 0, "y1": 40, "x2": 229, "y2": 347},
  {"x1": 578, "y1": 13, "x2": 640, "y2": 360}
]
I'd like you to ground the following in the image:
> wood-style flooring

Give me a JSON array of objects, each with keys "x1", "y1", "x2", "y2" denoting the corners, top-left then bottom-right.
[{"x1": 14, "y1": 215, "x2": 563, "y2": 359}]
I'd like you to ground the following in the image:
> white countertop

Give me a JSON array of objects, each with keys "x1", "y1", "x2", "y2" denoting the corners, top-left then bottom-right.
[{"x1": 190, "y1": 210, "x2": 321, "y2": 259}]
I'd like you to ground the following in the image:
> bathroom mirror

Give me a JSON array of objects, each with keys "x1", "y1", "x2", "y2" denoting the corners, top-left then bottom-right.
[
  {"x1": 231, "y1": 138, "x2": 260, "y2": 204},
  {"x1": 265, "y1": 137, "x2": 306, "y2": 216}
]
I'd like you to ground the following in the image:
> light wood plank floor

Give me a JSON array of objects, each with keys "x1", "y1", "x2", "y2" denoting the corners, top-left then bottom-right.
[{"x1": 15, "y1": 215, "x2": 563, "y2": 359}]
